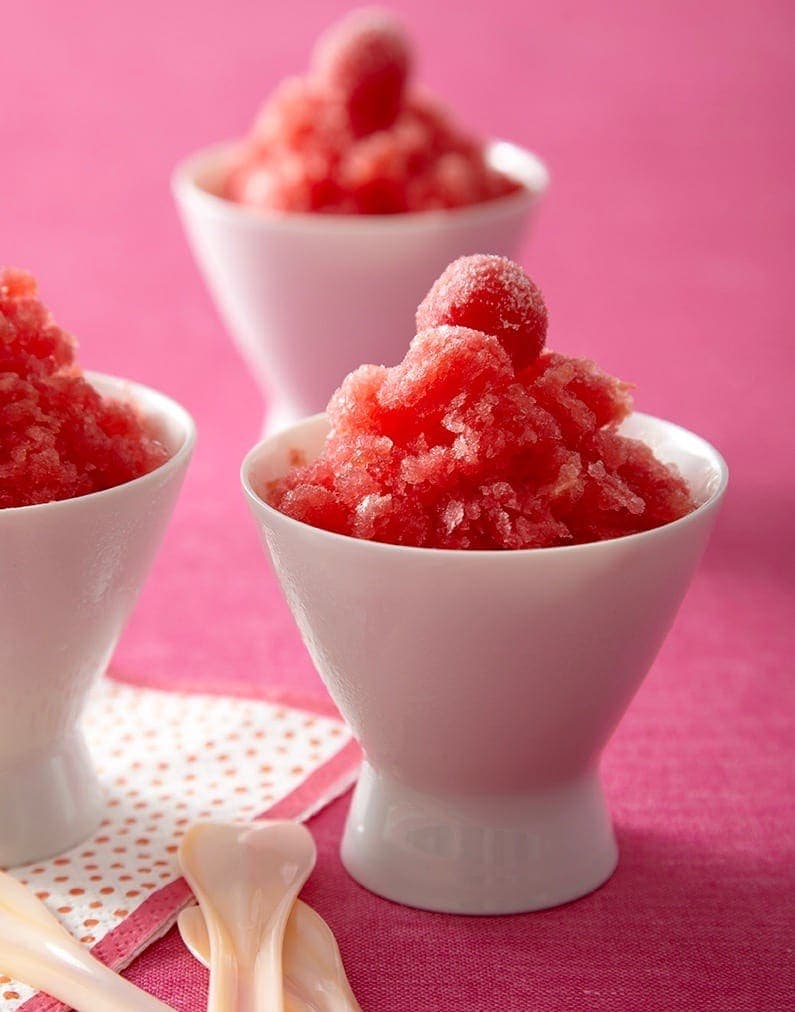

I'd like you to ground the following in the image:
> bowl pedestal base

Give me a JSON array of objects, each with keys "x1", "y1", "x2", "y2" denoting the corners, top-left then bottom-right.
[
  {"x1": 341, "y1": 762, "x2": 618, "y2": 914},
  {"x1": 0, "y1": 730, "x2": 102, "y2": 867}
]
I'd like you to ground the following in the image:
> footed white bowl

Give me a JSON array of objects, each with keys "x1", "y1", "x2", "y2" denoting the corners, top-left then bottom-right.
[
  {"x1": 242, "y1": 412, "x2": 727, "y2": 914},
  {"x1": 0, "y1": 374, "x2": 195, "y2": 867}
]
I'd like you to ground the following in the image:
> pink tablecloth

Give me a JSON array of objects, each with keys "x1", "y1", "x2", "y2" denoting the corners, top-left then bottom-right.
[{"x1": 2, "y1": 0, "x2": 792, "y2": 1008}]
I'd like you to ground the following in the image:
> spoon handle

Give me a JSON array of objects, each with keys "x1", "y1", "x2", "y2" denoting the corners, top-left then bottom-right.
[
  {"x1": 179, "y1": 902, "x2": 361, "y2": 1012},
  {"x1": 204, "y1": 933, "x2": 284, "y2": 1012},
  {"x1": 0, "y1": 908, "x2": 174, "y2": 1012},
  {"x1": 205, "y1": 939, "x2": 243, "y2": 1012}
]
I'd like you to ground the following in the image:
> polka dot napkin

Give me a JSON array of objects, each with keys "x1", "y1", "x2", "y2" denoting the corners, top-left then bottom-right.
[{"x1": 1, "y1": 677, "x2": 359, "y2": 1012}]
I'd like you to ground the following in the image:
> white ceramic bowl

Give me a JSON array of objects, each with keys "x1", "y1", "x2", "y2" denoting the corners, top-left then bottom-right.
[
  {"x1": 173, "y1": 140, "x2": 548, "y2": 433},
  {"x1": 0, "y1": 374, "x2": 195, "y2": 867},
  {"x1": 242, "y1": 413, "x2": 728, "y2": 914}
]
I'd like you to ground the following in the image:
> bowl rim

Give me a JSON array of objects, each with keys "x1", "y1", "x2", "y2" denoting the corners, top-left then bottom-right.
[
  {"x1": 0, "y1": 371, "x2": 197, "y2": 517},
  {"x1": 241, "y1": 411, "x2": 729, "y2": 559},
  {"x1": 172, "y1": 138, "x2": 550, "y2": 233}
]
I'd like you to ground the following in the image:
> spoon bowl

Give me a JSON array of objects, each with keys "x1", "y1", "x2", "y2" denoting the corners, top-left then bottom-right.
[{"x1": 179, "y1": 821, "x2": 317, "y2": 1012}]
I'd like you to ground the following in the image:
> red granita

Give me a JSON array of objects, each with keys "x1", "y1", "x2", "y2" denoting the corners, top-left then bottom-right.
[
  {"x1": 221, "y1": 9, "x2": 521, "y2": 215},
  {"x1": 0, "y1": 268, "x2": 168, "y2": 509},
  {"x1": 264, "y1": 256, "x2": 695, "y2": 549}
]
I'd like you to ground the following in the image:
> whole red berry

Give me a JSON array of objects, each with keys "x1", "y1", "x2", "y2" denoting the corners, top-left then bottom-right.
[
  {"x1": 416, "y1": 254, "x2": 548, "y2": 370},
  {"x1": 312, "y1": 9, "x2": 411, "y2": 137}
]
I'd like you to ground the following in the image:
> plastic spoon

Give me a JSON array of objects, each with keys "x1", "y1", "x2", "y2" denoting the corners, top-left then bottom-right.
[
  {"x1": 179, "y1": 900, "x2": 361, "y2": 1012},
  {"x1": 0, "y1": 870, "x2": 173, "y2": 1012},
  {"x1": 178, "y1": 821, "x2": 316, "y2": 1012}
]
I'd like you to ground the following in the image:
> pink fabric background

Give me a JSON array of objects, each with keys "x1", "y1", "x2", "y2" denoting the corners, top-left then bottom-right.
[{"x1": 2, "y1": 1, "x2": 793, "y2": 1008}]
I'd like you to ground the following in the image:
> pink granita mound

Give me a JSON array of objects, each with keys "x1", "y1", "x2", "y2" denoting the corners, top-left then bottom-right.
[
  {"x1": 221, "y1": 9, "x2": 522, "y2": 215},
  {"x1": 264, "y1": 257, "x2": 695, "y2": 550},
  {"x1": 0, "y1": 268, "x2": 169, "y2": 509}
]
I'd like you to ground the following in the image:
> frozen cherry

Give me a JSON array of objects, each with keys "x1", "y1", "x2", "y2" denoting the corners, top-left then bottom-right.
[
  {"x1": 416, "y1": 254, "x2": 548, "y2": 369},
  {"x1": 312, "y1": 9, "x2": 410, "y2": 137}
]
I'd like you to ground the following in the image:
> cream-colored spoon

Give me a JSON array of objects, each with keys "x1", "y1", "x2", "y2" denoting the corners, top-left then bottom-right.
[
  {"x1": 178, "y1": 904, "x2": 304, "y2": 1012},
  {"x1": 179, "y1": 900, "x2": 361, "y2": 1012},
  {"x1": 0, "y1": 870, "x2": 173, "y2": 1012},
  {"x1": 178, "y1": 821, "x2": 317, "y2": 1012}
]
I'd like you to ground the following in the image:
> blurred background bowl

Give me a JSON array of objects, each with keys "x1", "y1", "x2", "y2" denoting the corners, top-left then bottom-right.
[{"x1": 173, "y1": 140, "x2": 548, "y2": 433}]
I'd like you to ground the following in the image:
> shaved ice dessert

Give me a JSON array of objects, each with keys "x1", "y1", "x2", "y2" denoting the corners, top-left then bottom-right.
[
  {"x1": 0, "y1": 268, "x2": 168, "y2": 508},
  {"x1": 222, "y1": 8, "x2": 522, "y2": 215},
  {"x1": 264, "y1": 255, "x2": 695, "y2": 549}
]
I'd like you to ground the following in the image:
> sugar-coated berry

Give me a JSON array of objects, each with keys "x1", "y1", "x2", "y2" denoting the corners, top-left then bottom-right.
[
  {"x1": 415, "y1": 255, "x2": 548, "y2": 370},
  {"x1": 312, "y1": 8, "x2": 411, "y2": 137}
]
